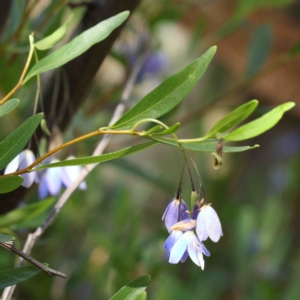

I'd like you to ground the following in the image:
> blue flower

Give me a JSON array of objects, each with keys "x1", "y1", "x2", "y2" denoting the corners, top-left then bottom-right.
[
  {"x1": 196, "y1": 205, "x2": 223, "y2": 242},
  {"x1": 38, "y1": 158, "x2": 63, "y2": 199},
  {"x1": 60, "y1": 156, "x2": 87, "y2": 190},
  {"x1": 169, "y1": 231, "x2": 210, "y2": 270},
  {"x1": 162, "y1": 198, "x2": 190, "y2": 233},
  {"x1": 163, "y1": 231, "x2": 188, "y2": 263},
  {"x1": 4, "y1": 150, "x2": 37, "y2": 188},
  {"x1": 38, "y1": 156, "x2": 87, "y2": 199}
]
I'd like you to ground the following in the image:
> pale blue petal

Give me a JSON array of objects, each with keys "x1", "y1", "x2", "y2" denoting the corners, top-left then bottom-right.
[
  {"x1": 163, "y1": 199, "x2": 190, "y2": 233},
  {"x1": 200, "y1": 242, "x2": 210, "y2": 257},
  {"x1": 61, "y1": 158, "x2": 87, "y2": 190},
  {"x1": 196, "y1": 210, "x2": 209, "y2": 241},
  {"x1": 180, "y1": 250, "x2": 188, "y2": 263},
  {"x1": 164, "y1": 199, "x2": 180, "y2": 232},
  {"x1": 204, "y1": 205, "x2": 223, "y2": 242},
  {"x1": 45, "y1": 160, "x2": 62, "y2": 196},
  {"x1": 179, "y1": 200, "x2": 190, "y2": 222},
  {"x1": 38, "y1": 175, "x2": 49, "y2": 199},
  {"x1": 4, "y1": 152, "x2": 24, "y2": 174},
  {"x1": 188, "y1": 238, "x2": 201, "y2": 267},
  {"x1": 162, "y1": 199, "x2": 172, "y2": 221},
  {"x1": 79, "y1": 181, "x2": 87, "y2": 190},
  {"x1": 19, "y1": 150, "x2": 36, "y2": 188},
  {"x1": 164, "y1": 231, "x2": 183, "y2": 258},
  {"x1": 169, "y1": 232, "x2": 189, "y2": 264}
]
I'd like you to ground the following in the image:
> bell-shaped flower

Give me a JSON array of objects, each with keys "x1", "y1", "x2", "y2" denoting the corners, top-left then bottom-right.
[
  {"x1": 196, "y1": 204, "x2": 223, "y2": 242},
  {"x1": 38, "y1": 158, "x2": 63, "y2": 199},
  {"x1": 4, "y1": 150, "x2": 37, "y2": 188},
  {"x1": 169, "y1": 231, "x2": 210, "y2": 270},
  {"x1": 60, "y1": 156, "x2": 87, "y2": 190},
  {"x1": 163, "y1": 231, "x2": 188, "y2": 263},
  {"x1": 162, "y1": 198, "x2": 190, "y2": 233}
]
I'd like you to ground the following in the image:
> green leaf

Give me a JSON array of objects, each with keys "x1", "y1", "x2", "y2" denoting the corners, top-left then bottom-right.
[
  {"x1": 134, "y1": 292, "x2": 147, "y2": 300},
  {"x1": 140, "y1": 125, "x2": 163, "y2": 136},
  {"x1": 34, "y1": 142, "x2": 157, "y2": 170},
  {"x1": 0, "y1": 233, "x2": 15, "y2": 243},
  {"x1": 205, "y1": 100, "x2": 258, "y2": 139},
  {"x1": 0, "y1": 113, "x2": 43, "y2": 170},
  {"x1": 224, "y1": 102, "x2": 295, "y2": 141},
  {"x1": 109, "y1": 275, "x2": 151, "y2": 300},
  {"x1": 152, "y1": 123, "x2": 181, "y2": 136},
  {"x1": 111, "y1": 46, "x2": 217, "y2": 129},
  {"x1": 40, "y1": 118, "x2": 51, "y2": 136},
  {"x1": 0, "y1": 198, "x2": 55, "y2": 229},
  {"x1": 35, "y1": 14, "x2": 73, "y2": 50},
  {"x1": 150, "y1": 137, "x2": 259, "y2": 153},
  {"x1": 0, "y1": 99, "x2": 20, "y2": 118},
  {"x1": 246, "y1": 25, "x2": 272, "y2": 77},
  {"x1": 0, "y1": 176, "x2": 24, "y2": 194},
  {"x1": 23, "y1": 11, "x2": 130, "y2": 84},
  {"x1": 0, "y1": 266, "x2": 40, "y2": 289}
]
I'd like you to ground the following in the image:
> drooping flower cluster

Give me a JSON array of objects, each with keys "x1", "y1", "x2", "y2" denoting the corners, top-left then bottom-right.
[
  {"x1": 4, "y1": 151, "x2": 86, "y2": 199},
  {"x1": 163, "y1": 194, "x2": 223, "y2": 270}
]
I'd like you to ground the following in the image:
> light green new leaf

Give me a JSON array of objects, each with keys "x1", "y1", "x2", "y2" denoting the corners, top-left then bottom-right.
[
  {"x1": 35, "y1": 14, "x2": 73, "y2": 50},
  {"x1": 0, "y1": 266, "x2": 40, "y2": 289},
  {"x1": 224, "y1": 102, "x2": 295, "y2": 141},
  {"x1": 140, "y1": 125, "x2": 163, "y2": 136},
  {"x1": 0, "y1": 176, "x2": 23, "y2": 194},
  {"x1": 0, "y1": 113, "x2": 43, "y2": 170},
  {"x1": 0, "y1": 198, "x2": 55, "y2": 229},
  {"x1": 152, "y1": 123, "x2": 181, "y2": 136},
  {"x1": 109, "y1": 275, "x2": 151, "y2": 300},
  {"x1": 40, "y1": 118, "x2": 51, "y2": 136},
  {"x1": 134, "y1": 292, "x2": 147, "y2": 300},
  {"x1": 23, "y1": 11, "x2": 129, "y2": 84},
  {"x1": 150, "y1": 137, "x2": 259, "y2": 153},
  {"x1": 0, "y1": 233, "x2": 15, "y2": 243},
  {"x1": 0, "y1": 99, "x2": 20, "y2": 118},
  {"x1": 205, "y1": 100, "x2": 258, "y2": 139},
  {"x1": 34, "y1": 142, "x2": 157, "y2": 170},
  {"x1": 111, "y1": 46, "x2": 217, "y2": 129},
  {"x1": 246, "y1": 25, "x2": 272, "y2": 77}
]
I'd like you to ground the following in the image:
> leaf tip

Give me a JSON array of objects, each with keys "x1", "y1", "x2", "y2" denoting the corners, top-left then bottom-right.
[
  {"x1": 210, "y1": 45, "x2": 217, "y2": 54},
  {"x1": 284, "y1": 102, "x2": 296, "y2": 111}
]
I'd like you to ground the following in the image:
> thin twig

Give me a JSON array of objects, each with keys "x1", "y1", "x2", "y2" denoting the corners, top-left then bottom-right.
[
  {"x1": 0, "y1": 34, "x2": 35, "y2": 105},
  {"x1": 2, "y1": 46, "x2": 148, "y2": 300},
  {"x1": 0, "y1": 242, "x2": 66, "y2": 278}
]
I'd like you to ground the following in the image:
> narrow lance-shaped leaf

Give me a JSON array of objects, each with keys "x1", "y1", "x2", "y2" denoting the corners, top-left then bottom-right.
[
  {"x1": 223, "y1": 102, "x2": 295, "y2": 141},
  {"x1": 23, "y1": 11, "x2": 130, "y2": 84},
  {"x1": 0, "y1": 113, "x2": 43, "y2": 170},
  {"x1": 152, "y1": 122, "x2": 181, "y2": 136},
  {"x1": 40, "y1": 118, "x2": 51, "y2": 136},
  {"x1": 0, "y1": 266, "x2": 40, "y2": 289},
  {"x1": 33, "y1": 142, "x2": 157, "y2": 170},
  {"x1": 35, "y1": 14, "x2": 73, "y2": 50},
  {"x1": 246, "y1": 25, "x2": 272, "y2": 77},
  {"x1": 110, "y1": 46, "x2": 217, "y2": 129},
  {"x1": 0, "y1": 176, "x2": 24, "y2": 194},
  {"x1": 140, "y1": 125, "x2": 163, "y2": 136},
  {"x1": 109, "y1": 275, "x2": 151, "y2": 300},
  {"x1": 204, "y1": 100, "x2": 258, "y2": 139},
  {"x1": 0, "y1": 99, "x2": 20, "y2": 118},
  {"x1": 0, "y1": 233, "x2": 15, "y2": 243},
  {"x1": 149, "y1": 136, "x2": 259, "y2": 153}
]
